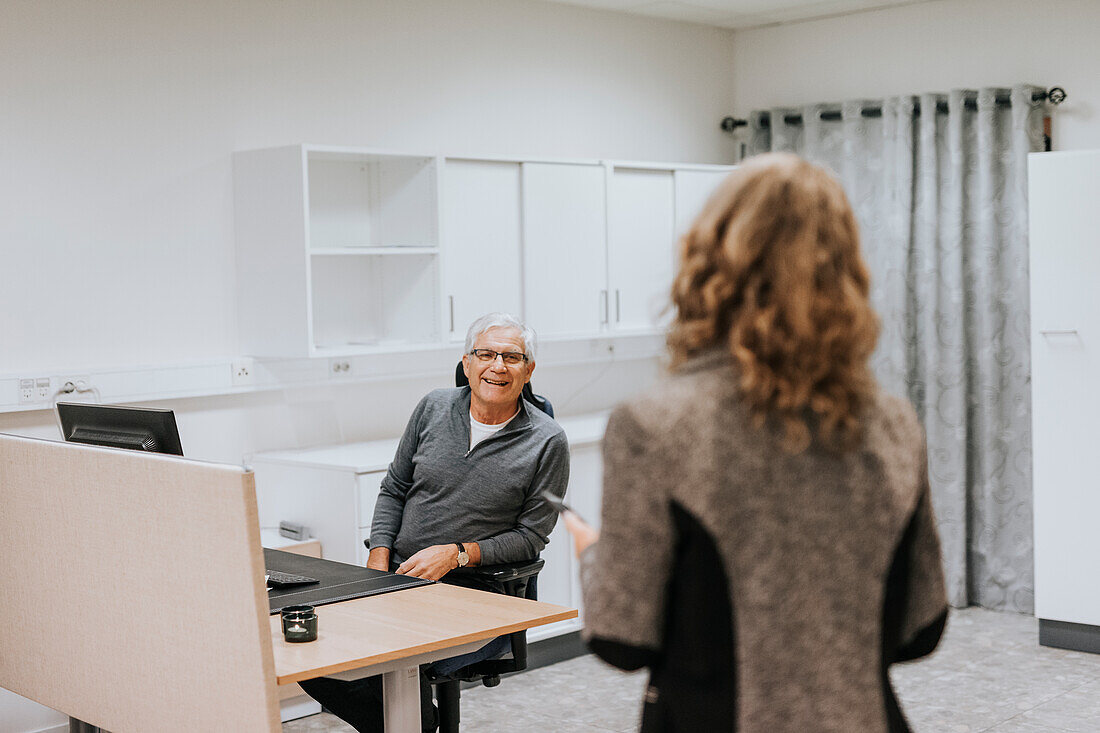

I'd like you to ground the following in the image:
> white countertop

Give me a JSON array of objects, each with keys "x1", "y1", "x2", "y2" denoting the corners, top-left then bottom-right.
[{"x1": 249, "y1": 411, "x2": 609, "y2": 473}]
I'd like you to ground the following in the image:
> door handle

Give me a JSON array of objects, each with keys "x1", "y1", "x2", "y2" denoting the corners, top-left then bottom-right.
[
  {"x1": 615, "y1": 289, "x2": 621, "y2": 323},
  {"x1": 448, "y1": 295, "x2": 455, "y2": 333},
  {"x1": 600, "y1": 290, "x2": 609, "y2": 325}
]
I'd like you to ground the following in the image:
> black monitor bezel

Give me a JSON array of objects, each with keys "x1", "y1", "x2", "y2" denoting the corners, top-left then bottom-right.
[{"x1": 56, "y1": 402, "x2": 184, "y2": 456}]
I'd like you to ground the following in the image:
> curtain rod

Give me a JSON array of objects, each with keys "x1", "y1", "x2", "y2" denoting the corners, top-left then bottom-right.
[{"x1": 720, "y1": 87, "x2": 1066, "y2": 132}]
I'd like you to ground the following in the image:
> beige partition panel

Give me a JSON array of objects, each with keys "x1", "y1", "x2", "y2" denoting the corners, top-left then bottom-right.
[{"x1": 0, "y1": 434, "x2": 280, "y2": 733}]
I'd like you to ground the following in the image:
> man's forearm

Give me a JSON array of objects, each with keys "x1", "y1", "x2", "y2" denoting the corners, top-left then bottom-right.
[{"x1": 367, "y1": 546, "x2": 391, "y2": 571}]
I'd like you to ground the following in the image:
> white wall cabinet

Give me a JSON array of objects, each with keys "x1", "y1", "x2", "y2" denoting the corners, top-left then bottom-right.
[
  {"x1": 1030, "y1": 150, "x2": 1100, "y2": 644},
  {"x1": 234, "y1": 145, "x2": 732, "y2": 359},
  {"x1": 440, "y1": 159, "x2": 523, "y2": 341},
  {"x1": 673, "y1": 168, "x2": 730, "y2": 235},
  {"x1": 234, "y1": 146, "x2": 441, "y2": 358},
  {"x1": 608, "y1": 166, "x2": 676, "y2": 332},
  {"x1": 522, "y1": 162, "x2": 610, "y2": 338}
]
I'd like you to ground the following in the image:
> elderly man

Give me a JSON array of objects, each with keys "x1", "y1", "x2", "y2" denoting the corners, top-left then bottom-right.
[{"x1": 300, "y1": 313, "x2": 570, "y2": 733}]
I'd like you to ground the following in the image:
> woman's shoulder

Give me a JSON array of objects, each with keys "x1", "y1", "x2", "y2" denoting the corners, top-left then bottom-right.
[
  {"x1": 863, "y1": 388, "x2": 924, "y2": 446},
  {"x1": 612, "y1": 348, "x2": 739, "y2": 432}
]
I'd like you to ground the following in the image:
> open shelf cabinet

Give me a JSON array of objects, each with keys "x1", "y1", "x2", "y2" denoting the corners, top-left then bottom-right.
[{"x1": 234, "y1": 145, "x2": 441, "y2": 357}]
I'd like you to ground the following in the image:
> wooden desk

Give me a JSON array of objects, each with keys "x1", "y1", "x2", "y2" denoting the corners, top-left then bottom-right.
[{"x1": 271, "y1": 582, "x2": 576, "y2": 732}]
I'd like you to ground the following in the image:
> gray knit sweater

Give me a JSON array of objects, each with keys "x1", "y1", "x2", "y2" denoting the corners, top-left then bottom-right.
[
  {"x1": 580, "y1": 349, "x2": 947, "y2": 732},
  {"x1": 369, "y1": 387, "x2": 570, "y2": 566}
]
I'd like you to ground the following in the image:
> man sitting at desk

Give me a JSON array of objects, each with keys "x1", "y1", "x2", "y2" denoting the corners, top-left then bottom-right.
[{"x1": 300, "y1": 312, "x2": 570, "y2": 733}]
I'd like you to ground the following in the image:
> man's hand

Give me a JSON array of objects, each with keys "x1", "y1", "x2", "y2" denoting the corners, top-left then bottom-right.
[
  {"x1": 395, "y1": 544, "x2": 461, "y2": 581},
  {"x1": 366, "y1": 546, "x2": 391, "y2": 572}
]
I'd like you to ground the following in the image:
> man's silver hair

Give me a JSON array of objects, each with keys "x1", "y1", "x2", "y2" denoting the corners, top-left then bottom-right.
[{"x1": 464, "y1": 312, "x2": 538, "y2": 362}]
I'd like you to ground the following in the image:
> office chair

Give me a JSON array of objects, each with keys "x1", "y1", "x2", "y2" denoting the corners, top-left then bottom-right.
[
  {"x1": 417, "y1": 362, "x2": 554, "y2": 732},
  {"x1": 429, "y1": 559, "x2": 545, "y2": 732}
]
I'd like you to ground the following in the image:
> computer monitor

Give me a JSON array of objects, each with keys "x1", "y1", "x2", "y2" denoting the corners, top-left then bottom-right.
[{"x1": 56, "y1": 402, "x2": 184, "y2": 456}]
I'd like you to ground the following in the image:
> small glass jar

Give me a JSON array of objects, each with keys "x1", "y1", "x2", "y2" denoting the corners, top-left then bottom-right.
[{"x1": 281, "y1": 605, "x2": 318, "y2": 643}]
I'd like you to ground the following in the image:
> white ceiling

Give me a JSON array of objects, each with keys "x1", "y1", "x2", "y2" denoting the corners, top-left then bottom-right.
[{"x1": 537, "y1": 0, "x2": 939, "y2": 29}]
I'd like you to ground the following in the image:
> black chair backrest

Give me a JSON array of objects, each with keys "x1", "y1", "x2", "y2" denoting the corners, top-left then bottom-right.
[{"x1": 454, "y1": 362, "x2": 554, "y2": 418}]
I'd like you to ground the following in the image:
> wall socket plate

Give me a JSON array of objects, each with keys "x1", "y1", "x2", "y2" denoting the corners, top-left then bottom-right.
[
  {"x1": 19, "y1": 378, "x2": 36, "y2": 404},
  {"x1": 231, "y1": 359, "x2": 254, "y2": 386}
]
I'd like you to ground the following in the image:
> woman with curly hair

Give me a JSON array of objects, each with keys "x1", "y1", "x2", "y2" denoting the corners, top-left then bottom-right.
[{"x1": 564, "y1": 153, "x2": 947, "y2": 732}]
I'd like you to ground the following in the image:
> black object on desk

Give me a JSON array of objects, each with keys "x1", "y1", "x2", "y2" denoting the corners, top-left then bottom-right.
[{"x1": 264, "y1": 548, "x2": 432, "y2": 614}]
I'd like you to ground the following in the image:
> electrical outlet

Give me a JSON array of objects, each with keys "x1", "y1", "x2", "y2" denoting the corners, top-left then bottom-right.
[
  {"x1": 55, "y1": 375, "x2": 91, "y2": 399},
  {"x1": 330, "y1": 359, "x2": 351, "y2": 376},
  {"x1": 19, "y1": 378, "x2": 35, "y2": 404},
  {"x1": 35, "y1": 377, "x2": 52, "y2": 401},
  {"x1": 231, "y1": 359, "x2": 254, "y2": 386}
]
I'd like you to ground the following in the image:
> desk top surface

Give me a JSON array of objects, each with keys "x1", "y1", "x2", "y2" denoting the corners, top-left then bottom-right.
[{"x1": 271, "y1": 582, "x2": 577, "y2": 685}]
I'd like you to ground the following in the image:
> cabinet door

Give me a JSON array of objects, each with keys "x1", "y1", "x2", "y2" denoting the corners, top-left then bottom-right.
[
  {"x1": 441, "y1": 160, "x2": 523, "y2": 340},
  {"x1": 530, "y1": 441, "x2": 603, "y2": 642},
  {"x1": 357, "y1": 470, "x2": 387, "y2": 566},
  {"x1": 674, "y1": 169, "x2": 732, "y2": 236},
  {"x1": 522, "y1": 163, "x2": 609, "y2": 339},
  {"x1": 566, "y1": 444, "x2": 603, "y2": 626},
  {"x1": 609, "y1": 168, "x2": 676, "y2": 331},
  {"x1": 1030, "y1": 150, "x2": 1100, "y2": 625}
]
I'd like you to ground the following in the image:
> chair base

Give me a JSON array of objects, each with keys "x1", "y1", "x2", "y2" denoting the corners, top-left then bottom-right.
[{"x1": 436, "y1": 679, "x2": 461, "y2": 733}]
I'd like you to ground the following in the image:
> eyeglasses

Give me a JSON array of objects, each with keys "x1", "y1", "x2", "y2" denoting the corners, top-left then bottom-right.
[{"x1": 469, "y1": 348, "x2": 528, "y2": 365}]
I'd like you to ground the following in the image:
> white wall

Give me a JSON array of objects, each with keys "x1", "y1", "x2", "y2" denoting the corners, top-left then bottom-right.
[
  {"x1": 0, "y1": 0, "x2": 737, "y2": 447},
  {"x1": 1, "y1": 0, "x2": 735, "y2": 375},
  {"x1": 0, "y1": 1, "x2": 729, "y2": 729},
  {"x1": 730, "y1": 0, "x2": 1100, "y2": 152}
]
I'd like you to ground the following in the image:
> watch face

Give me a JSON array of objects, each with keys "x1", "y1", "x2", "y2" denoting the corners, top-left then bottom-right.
[{"x1": 458, "y1": 551, "x2": 469, "y2": 567}]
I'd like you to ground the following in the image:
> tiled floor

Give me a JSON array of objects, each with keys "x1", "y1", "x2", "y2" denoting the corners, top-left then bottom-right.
[{"x1": 284, "y1": 607, "x2": 1100, "y2": 732}]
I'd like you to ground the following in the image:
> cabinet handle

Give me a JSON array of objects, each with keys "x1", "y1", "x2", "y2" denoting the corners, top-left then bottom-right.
[
  {"x1": 600, "y1": 290, "x2": 609, "y2": 325},
  {"x1": 1039, "y1": 329, "x2": 1078, "y2": 335},
  {"x1": 449, "y1": 296, "x2": 455, "y2": 333},
  {"x1": 615, "y1": 289, "x2": 621, "y2": 323}
]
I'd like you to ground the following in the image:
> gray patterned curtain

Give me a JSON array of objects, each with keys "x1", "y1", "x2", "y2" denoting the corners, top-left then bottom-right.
[{"x1": 749, "y1": 86, "x2": 1045, "y2": 613}]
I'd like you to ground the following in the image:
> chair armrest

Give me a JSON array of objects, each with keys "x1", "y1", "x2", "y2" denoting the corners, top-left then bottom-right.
[{"x1": 449, "y1": 558, "x2": 544, "y2": 583}]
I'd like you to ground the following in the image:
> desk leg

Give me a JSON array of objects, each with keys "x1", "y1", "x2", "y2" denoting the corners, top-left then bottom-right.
[
  {"x1": 382, "y1": 666, "x2": 421, "y2": 733},
  {"x1": 69, "y1": 719, "x2": 104, "y2": 733}
]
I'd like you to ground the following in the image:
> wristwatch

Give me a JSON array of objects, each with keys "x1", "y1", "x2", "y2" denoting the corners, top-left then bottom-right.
[{"x1": 455, "y1": 542, "x2": 470, "y2": 568}]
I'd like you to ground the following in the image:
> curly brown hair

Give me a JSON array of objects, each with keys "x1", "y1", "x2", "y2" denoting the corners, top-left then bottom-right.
[{"x1": 668, "y1": 153, "x2": 879, "y2": 452}]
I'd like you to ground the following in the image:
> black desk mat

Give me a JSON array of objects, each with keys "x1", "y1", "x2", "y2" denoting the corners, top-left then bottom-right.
[{"x1": 265, "y1": 548, "x2": 432, "y2": 614}]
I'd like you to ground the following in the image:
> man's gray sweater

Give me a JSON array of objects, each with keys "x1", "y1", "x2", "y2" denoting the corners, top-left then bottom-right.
[{"x1": 369, "y1": 387, "x2": 570, "y2": 566}]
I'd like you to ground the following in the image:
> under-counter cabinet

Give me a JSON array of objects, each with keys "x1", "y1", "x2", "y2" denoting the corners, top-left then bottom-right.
[{"x1": 249, "y1": 413, "x2": 608, "y2": 641}]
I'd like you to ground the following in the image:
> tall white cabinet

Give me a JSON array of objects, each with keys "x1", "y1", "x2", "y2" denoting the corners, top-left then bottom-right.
[{"x1": 1030, "y1": 149, "x2": 1100, "y2": 652}]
